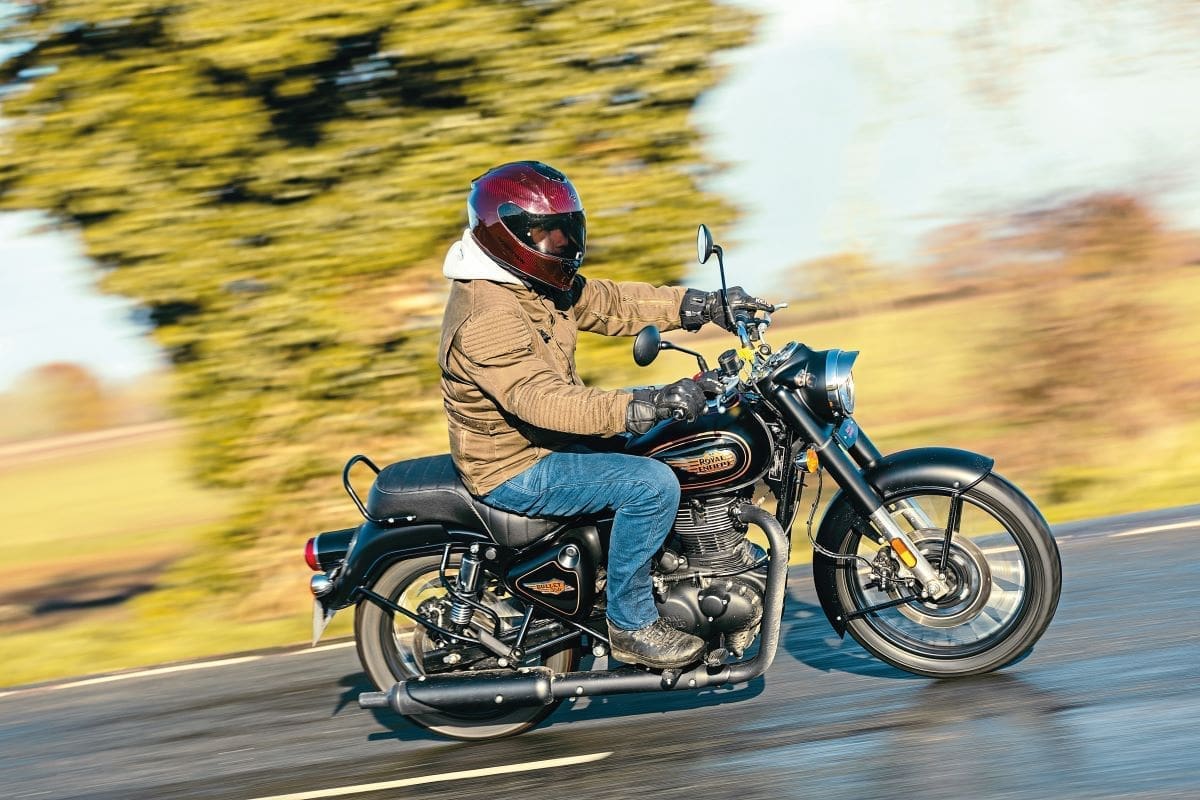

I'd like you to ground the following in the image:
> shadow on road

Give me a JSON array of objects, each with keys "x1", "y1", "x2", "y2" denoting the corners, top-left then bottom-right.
[
  {"x1": 779, "y1": 588, "x2": 922, "y2": 679},
  {"x1": 340, "y1": 586, "x2": 1073, "y2": 744}
]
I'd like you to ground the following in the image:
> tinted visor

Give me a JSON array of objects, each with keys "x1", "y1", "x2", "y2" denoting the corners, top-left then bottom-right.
[{"x1": 498, "y1": 202, "x2": 586, "y2": 259}]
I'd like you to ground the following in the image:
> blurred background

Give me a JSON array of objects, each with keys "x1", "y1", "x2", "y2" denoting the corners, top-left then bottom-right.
[{"x1": 1, "y1": 0, "x2": 1198, "y2": 687}]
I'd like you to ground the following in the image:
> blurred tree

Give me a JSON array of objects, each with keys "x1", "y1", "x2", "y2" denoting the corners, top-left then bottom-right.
[
  {"x1": 1003, "y1": 192, "x2": 1164, "y2": 280},
  {"x1": 972, "y1": 192, "x2": 1174, "y2": 480},
  {"x1": 919, "y1": 221, "x2": 1005, "y2": 296},
  {"x1": 0, "y1": 0, "x2": 754, "y2": 613},
  {"x1": 13, "y1": 362, "x2": 111, "y2": 434},
  {"x1": 789, "y1": 250, "x2": 892, "y2": 319}
]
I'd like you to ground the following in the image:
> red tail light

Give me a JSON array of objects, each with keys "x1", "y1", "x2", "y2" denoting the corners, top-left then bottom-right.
[{"x1": 304, "y1": 537, "x2": 320, "y2": 571}]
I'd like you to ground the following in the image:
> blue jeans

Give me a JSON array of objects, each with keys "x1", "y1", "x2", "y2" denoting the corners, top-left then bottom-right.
[{"x1": 483, "y1": 449, "x2": 680, "y2": 630}]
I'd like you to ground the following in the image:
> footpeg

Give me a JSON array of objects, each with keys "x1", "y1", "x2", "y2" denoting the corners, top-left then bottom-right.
[{"x1": 704, "y1": 647, "x2": 728, "y2": 667}]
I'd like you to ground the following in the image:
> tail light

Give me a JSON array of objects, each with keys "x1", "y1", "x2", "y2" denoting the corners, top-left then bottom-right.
[{"x1": 304, "y1": 537, "x2": 320, "y2": 571}]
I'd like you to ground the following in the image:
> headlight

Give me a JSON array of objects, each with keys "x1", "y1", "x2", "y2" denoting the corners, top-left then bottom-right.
[
  {"x1": 761, "y1": 344, "x2": 859, "y2": 423},
  {"x1": 825, "y1": 349, "x2": 859, "y2": 418},
  {"x1": 837, "y1": 372, "x2": 856, "y2": 416}
]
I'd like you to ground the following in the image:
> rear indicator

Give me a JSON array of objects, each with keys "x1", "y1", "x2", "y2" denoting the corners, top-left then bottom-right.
[{"x1": 304, "y1": 537, "x2": 320, "y2": 571}]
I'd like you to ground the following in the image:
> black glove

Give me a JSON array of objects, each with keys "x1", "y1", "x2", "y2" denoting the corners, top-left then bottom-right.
[
  {"x1": 679, "y1": 286, "x2": 773, "y2": 332},
  {"x1": 626, "y1": 378, "x2": 708, "y2": 434}
]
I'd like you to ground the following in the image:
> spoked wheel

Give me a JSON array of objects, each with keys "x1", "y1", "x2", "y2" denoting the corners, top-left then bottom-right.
[
  {"x1": 355, "y1": 555, "x2": 579, "y2": 740},
  {"x1": 831, "y1": 473, "x2": 1061, "y2": 677}
]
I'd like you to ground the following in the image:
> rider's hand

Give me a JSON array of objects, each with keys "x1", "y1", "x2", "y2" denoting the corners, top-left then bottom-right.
[
  {"x1": 626, "y1": 378, "x2": 708, "y2": 434},
  {"x1": 680, "y1": 287, "x2": 773, "y2": 332},
  {"x1": 706, "y1": 286, "x2": 773, "y2": 331}
]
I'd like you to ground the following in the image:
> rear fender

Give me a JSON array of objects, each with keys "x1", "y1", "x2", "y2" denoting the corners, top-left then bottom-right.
[
  {"x1": 812, "y1": 447, "x2": 994, "y2": 636},
  {"x1": 322, "y1": 522, "x2": 490, "y2": 610}
]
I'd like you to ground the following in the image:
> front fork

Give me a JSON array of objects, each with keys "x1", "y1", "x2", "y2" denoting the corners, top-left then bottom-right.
[
  {"x1": 774, "y1": 390, "x2": 951, "y2": 600},
  {"x1": 842, "y1": 427, "x2": 951, "y2": 598}
]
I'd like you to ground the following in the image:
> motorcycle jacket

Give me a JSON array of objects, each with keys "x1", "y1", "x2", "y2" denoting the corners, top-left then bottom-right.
[{"x1": 439, "y1": 245, "x2": 688, "y2": 495}]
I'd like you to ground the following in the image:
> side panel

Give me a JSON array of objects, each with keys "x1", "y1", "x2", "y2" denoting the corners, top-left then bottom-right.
[
  {"x1": 811, "y1": 447, "x2": 995, "y2": 635},
  {"x1": 323, "y1": 522, "x2": 489, "y2": 610}
]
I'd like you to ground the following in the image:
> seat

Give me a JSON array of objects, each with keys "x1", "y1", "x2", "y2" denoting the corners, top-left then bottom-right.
[{"x1": 365, "y1": 454, "x2": 561, "y2": 548}]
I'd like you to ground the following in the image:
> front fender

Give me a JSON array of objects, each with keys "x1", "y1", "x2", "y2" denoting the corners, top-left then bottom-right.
[
  {"x1": 322, "y1": 522, "x2": 489, "y2": 610},
  {"x1": 812, "y1": 447, "x2": 994, "y2": 636}
]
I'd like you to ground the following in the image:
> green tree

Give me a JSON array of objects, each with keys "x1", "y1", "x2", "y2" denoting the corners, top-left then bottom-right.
[{"x1": 1, "y1": 0, "x2": 753, "y2": 614}]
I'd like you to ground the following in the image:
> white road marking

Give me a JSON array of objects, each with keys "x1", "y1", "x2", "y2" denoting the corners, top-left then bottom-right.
[
  {"x1": 1108, "y1": 520, "x2": 1200, "y2": 538},
  {"x1": 980, "y1": 545, "x2": 1019, "y2": 554},
  {"x1": 0, "y1": 656, "x2": 262, "y2": 698},
  {"x1": 53, "y1": 656, "x2": 263, "y2": 689},
  {"x1": 243, "y1": 752, "x2": 612, "y2": 800},
  {"x1": 288, "y1": 641, "x2": 356, "y2": 655}
]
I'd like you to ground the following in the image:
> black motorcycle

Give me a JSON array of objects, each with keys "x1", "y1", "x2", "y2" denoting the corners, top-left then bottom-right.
[{"x1": 304, "y1": 224, "x2": 1062, "y2": 740}]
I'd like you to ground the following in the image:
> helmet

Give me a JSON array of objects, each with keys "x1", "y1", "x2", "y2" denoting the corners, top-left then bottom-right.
[{"x1": 467, "y1": 161, "x2": 586, "y2": 291}]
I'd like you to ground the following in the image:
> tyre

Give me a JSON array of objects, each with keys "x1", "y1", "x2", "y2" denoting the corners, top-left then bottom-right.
[
  {"x1": 355, "y1": 555, "x2": 579, "y2": 740},
  {"x1": 820, "y1": 472, "x2": 1061, "y2": 677}
]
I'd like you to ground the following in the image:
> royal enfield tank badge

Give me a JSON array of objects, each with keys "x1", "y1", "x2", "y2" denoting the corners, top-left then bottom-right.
[
  {"x1": 665, "y1": 447, "x2": 738, "y2": 475},
  {"x1": 522, "y1": 578, "x2": 575, "y2": 595}
]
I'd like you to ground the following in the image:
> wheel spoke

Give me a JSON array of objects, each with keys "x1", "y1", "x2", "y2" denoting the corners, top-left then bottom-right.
[
  {"x1": 988, "y1": 579, "x2": 1023, "y2": 613},
  {"x1": 988, "y1": 560, "x2": 1025, "y2": 590}
]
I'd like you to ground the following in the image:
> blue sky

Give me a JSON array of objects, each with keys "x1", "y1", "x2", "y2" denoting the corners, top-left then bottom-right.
[{"x1": 3, "y1": 0, "x2": 1200, "y2": 387}]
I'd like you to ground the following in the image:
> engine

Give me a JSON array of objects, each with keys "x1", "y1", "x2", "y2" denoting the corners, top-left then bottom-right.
[{"x1": 653, "y1": 494, "x2": 766, "y2": 653}]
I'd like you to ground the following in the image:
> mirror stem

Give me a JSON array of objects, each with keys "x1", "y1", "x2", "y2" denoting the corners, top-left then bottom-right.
[
  {"x1": 661, "y1": 342, "x2": 709, "y2": 373},
  {"x1": 714, "y1": 244, "x2": 733, "y2": 328}
]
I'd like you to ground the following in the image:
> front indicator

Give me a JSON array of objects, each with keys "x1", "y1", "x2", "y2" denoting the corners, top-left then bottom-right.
[{"x1": 890, "y1": 538, "x2": 919, "y2": 569}]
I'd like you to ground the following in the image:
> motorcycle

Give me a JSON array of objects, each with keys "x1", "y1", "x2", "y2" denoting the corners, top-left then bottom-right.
[{"x1": 303, "y1": 224, "x2": 1062, "y2": 741}]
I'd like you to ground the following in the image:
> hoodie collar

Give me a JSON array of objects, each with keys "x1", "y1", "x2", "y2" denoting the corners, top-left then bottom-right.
[{"x1": 442, "y1": 229, "x2": 523, "y2": 285}]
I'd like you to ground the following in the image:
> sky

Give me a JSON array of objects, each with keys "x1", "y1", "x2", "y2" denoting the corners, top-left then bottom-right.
[{"x1": 3, "y1": 0, "x2": 1200, "y2": 387}]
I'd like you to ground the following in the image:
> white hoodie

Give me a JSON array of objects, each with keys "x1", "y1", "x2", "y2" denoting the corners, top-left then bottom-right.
[{"x1": 442, "y1": 228, "x2": 522, "y2": 284}]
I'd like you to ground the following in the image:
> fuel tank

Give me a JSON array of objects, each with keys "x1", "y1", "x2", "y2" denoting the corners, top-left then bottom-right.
[{"x1": 624, "y1": 399, "x2": 775, "y2": 496}]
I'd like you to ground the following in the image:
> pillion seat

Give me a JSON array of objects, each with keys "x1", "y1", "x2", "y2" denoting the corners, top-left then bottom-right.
[{"x1": 365, "y1": 454, "x2": 561, "y2": 549}]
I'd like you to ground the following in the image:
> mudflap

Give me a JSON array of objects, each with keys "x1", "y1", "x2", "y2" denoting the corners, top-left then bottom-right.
[{"x1": 312, "y1": 599, "x2": 337, "y2": 646}]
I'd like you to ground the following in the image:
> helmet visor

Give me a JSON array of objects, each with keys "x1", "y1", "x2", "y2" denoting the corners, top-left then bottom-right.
[{"x1": 498, "y1": 202, "x2": 586, "y2": 259}]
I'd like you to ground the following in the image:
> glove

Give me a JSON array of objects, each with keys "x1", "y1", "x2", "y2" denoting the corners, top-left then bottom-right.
[
  {"x1": 625, "y1": 378, "x2": 708, "y2": 434},
  {"x1": 680, "y1": 286, "x2": 773, "y2": 332}
]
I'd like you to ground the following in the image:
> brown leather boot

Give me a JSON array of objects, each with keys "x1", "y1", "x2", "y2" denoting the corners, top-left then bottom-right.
[{"x1": 608, "y1": 618, "x2": 705, "y2": 670}]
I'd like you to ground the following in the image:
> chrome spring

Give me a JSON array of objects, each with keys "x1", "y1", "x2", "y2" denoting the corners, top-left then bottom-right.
[{"x1": 448, "y1": 599, "x2": 474, "y2": 626}]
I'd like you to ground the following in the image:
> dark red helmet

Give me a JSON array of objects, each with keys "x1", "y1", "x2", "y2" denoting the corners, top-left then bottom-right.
[{"x1": 467, "y1": 161, "x2": 586, "y2": 291}]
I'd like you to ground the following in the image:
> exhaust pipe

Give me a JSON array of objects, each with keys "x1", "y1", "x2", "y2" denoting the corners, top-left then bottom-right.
[{"x1": 359, "y1": 504, "x2": 789, "y2": 715}]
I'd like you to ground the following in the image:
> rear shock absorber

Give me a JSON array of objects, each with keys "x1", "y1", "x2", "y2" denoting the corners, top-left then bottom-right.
[{"x1": 448, "y1": 544, "x2": 484, "y2": 627}]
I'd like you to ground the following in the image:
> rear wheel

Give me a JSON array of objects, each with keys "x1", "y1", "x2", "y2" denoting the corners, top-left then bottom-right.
[
  {"x1": 825, "y1": 473, "x2": 1061, "y2": 677},
  {"x1": 355, "y1": 555, "x2": 579, "y2": 740}
]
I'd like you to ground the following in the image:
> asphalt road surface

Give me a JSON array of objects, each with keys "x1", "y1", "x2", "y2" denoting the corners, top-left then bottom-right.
[{"x1": 3, "y1": 505, "x2": 1198, "y2": 800}]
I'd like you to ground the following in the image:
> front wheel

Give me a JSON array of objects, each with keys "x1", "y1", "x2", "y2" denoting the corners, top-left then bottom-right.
[
  {"x1": 355, "y1": 555, "x2": 579, "y2": 740},
  {"x1": 818, "y1": 472, "x2": 1061, "y2": 677}
]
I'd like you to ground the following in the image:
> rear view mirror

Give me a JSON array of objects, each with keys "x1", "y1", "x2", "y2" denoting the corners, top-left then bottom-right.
[
  {"x1": 633, "y1": 326, "x2": 662, "y2": 367},
  {"x1": 696, "y1": 224, "x2": 715, "y2": 264}
]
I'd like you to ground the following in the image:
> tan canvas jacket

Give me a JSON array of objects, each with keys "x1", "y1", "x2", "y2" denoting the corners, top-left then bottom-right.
[{"x1": 438, "y1": 276, "x2": 688, "y2": 496}]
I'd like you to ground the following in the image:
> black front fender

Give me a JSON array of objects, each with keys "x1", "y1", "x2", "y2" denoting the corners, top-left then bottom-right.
[
  {"x1": 812, "y1": 447, "x2": 994, "y2": 636},
  {"x1": 322, "y1": 522, "x2": 490, "y2": 610}
]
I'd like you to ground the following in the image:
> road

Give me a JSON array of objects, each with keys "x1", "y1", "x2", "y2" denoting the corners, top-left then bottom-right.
[{"x1": 2, "y1": 505, "x2": 1198, "y2": 800}]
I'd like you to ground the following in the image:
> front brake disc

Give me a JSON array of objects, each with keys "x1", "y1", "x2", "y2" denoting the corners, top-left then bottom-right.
[{"x1": 889, "y1": 529, "x2": 993, "y2": 628}]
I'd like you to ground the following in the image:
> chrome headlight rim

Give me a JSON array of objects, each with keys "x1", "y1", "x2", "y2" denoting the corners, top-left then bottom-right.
[{"x1": 824, "y1": 349, "x2": 859, "y2": 418}]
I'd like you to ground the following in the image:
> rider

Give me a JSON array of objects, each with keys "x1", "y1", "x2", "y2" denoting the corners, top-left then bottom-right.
[{"x1": 439, "y1": 161, "x2": 770, "y2": 669}]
